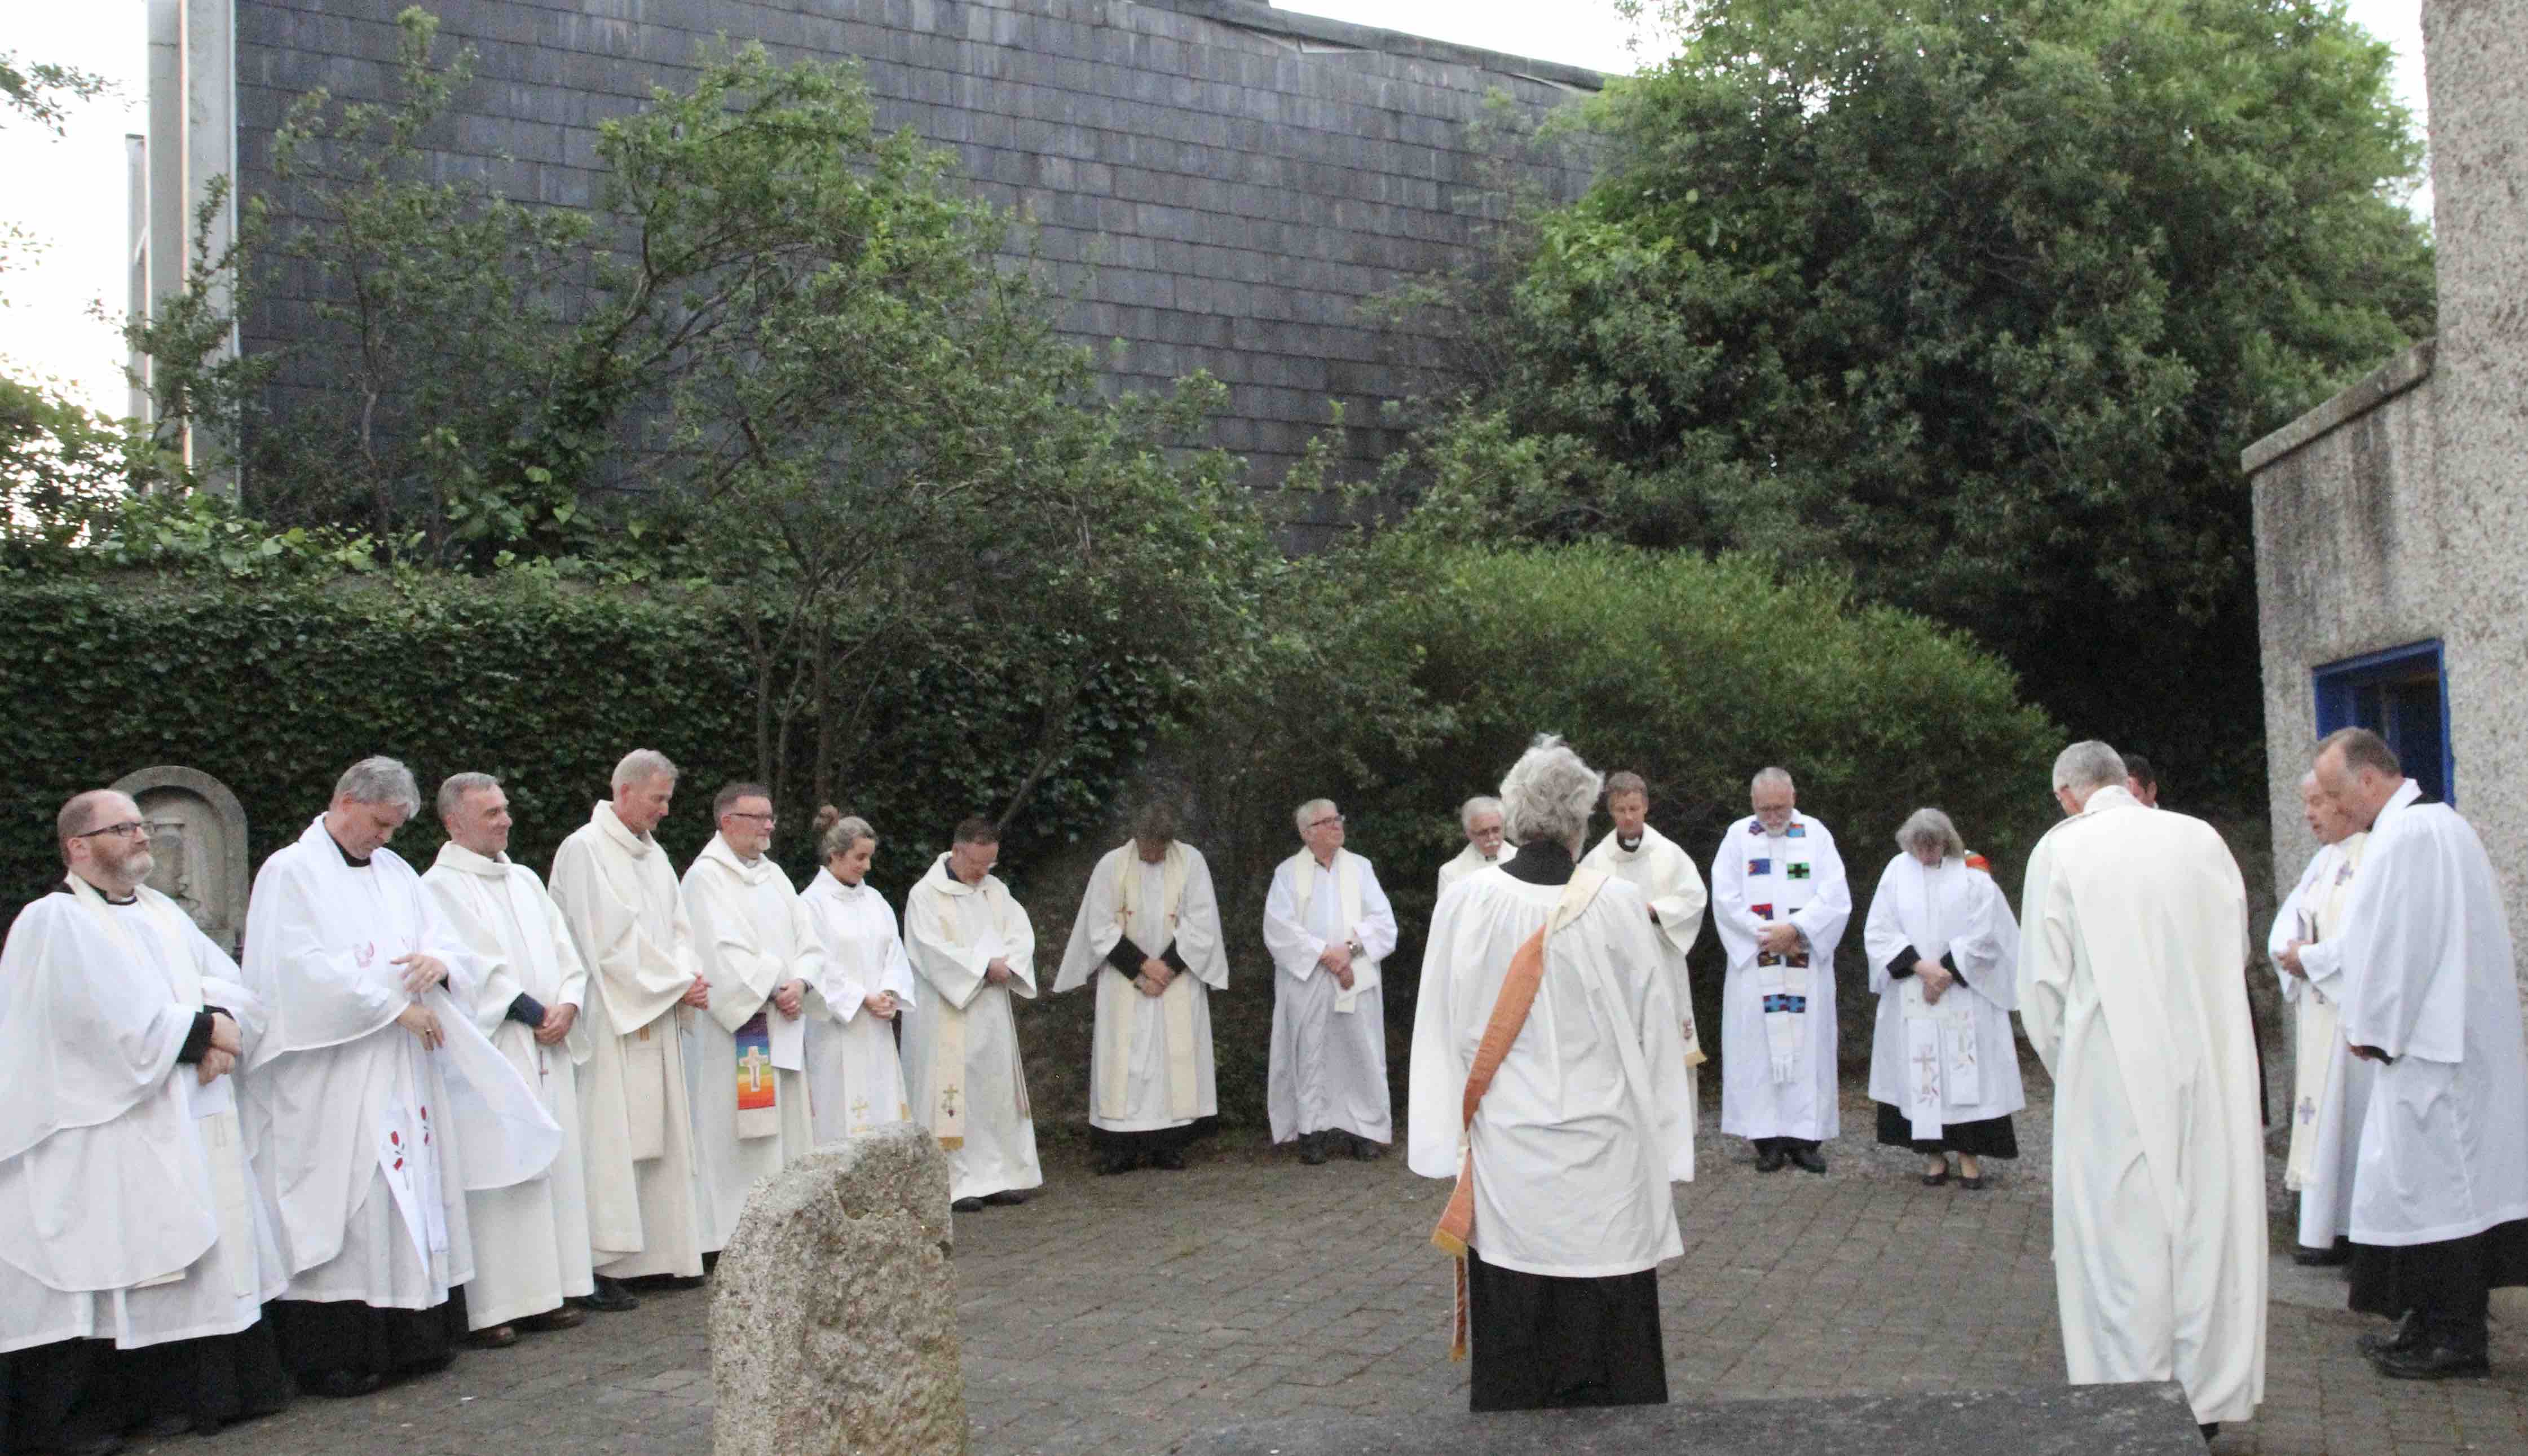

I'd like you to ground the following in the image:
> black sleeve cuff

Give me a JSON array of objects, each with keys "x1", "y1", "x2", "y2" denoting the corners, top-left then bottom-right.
[
  {"x1": 1886, "y1": 945, "x2": 1919, "y2": 980},
  {"x1": 176, "y1": 1010, "x2": 217, "y2": 1064},
  {"x1": 1161, "y1": 944, "x2": 1188, "y2": 974},
  {"x1": 507, "y1": 992, "x2": 548, "y2": 1028},
  {"x1": 1943, "y1": 951, "x2": 1965, "y2": 987},
  {"x1": 1106, "y1": 936, "x2": 1148, "y2": 976}
]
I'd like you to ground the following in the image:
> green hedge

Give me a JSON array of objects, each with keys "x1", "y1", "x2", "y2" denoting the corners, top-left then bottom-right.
[{"x1": 0, "y1": 573, "x2": 1153, "y2": 916}]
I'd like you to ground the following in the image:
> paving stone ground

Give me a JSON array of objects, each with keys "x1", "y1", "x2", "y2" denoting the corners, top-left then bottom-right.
[{"x1": 161, "y1": 1080, "x2": 2528, "y2": 1456}]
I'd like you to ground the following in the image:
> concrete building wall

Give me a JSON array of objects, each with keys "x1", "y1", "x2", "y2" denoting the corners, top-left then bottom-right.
[
  {"x1": 226, "y1": 0, "x2": 1602, "y2": 537},
  {"x1": 2248, "y1": 0, "x2": 2528, "y2": 959}
]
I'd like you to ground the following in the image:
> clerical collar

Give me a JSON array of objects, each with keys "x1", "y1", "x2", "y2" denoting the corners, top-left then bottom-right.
[
  {"x1": 327, "y1": 831, "x2": 373, "y2": 868},
  {"x1": 1617, "y1": 835, "x2": 1643, "y2": 853},
  {"x1": 1504, "y1": 841, "x2": 1575, "y2": 886},
  {"x1": 59, "y1": 876, "x2": 139, "y2": 906}
]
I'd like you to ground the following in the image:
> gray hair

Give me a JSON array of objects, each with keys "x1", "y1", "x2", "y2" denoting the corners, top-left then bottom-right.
[
  {"x1": 1750, "y1": 766, "x2": 1795, "y2": 795},
  {"x1": 436, "y1": 771, "x2": 501, "y2": 824},
  {"x1": 612, "y1": 748, "x2": 680, "y2": 792},
  {"x1": 2051, "y1": 740, "x2": 2128, "y2": 794},
  {"x1": 1499, "y1": 734, "x2": 1602, "y2": 851},
  {"x1": 1895, "y1": 808, "x2": 1966, "y2": 859},
  {"x1": 1292, "y1": 797, "x2": 1337, "y2": 837},
  {"x1": 334, "y1": 756, "x2": 421, "y2": 815},
  {"x1": 818, "y1": 811, "x2": 876, "y2": 861},
  {"x1": 1458, "y1": 795, "x2": 1503, "y2": 831}
]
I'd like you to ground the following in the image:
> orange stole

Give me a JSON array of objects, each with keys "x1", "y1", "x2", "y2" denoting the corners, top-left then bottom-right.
[{"x1": 1429, "y1": 920, "x2": 1550, "y2": 1361}]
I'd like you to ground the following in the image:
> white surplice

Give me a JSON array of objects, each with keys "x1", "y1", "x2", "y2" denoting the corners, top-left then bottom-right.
[
  {"x1": 2267, "y1": 835, "x2": 2374, "y2": 1250},
  {"x1": 901, "y1": 854, "x2": 1043, "y2": 1201},
  {"x1": 1435, "y1": 839, "x2": 1517, "y2": 895},
  {"x1": 798, "y1": 867, "x2": 918, "y2": 1143},
  {"x1": 0, "y1": 881, "x2": 285, "y2": 1353},
  {"x1": 1709, "y1": 813, "x2": 1850, "y2": 1141},
  {"x1": 547, "y1": 802, "x2": 707, "y2": 1279},
  {"x1": 1408, "y1": 867, "x2": 1693, "y2": 1275},
  {"x1": 423, "y1": 844, "x2": 598, "y2": 1327},
  {"x1": 1262, "y1": 848, "x2": 1400, "y2": 1144},
  {"x1": 2018, "y1": 786, "x2": 2264, "y2": 1426},
  {"x1": 241, "y1": 819, "x2": 559, "y2": 1313},
  {"x1": 2298, "y1": 780, "x2": 2528, "y2": 1248},
  {"x1": 1861, "y1": 854, "x2": 2024, "y2": 1140},
  {"x1": 680, "y1": 833, "x2": 822, "y2": 1252},
  {"x1": 1053, "y1": 842, "x2": 1230, "y2": 1132},
  {"x1": 1583, "y1": 824, "x2": 1709, "y2": 1170}
]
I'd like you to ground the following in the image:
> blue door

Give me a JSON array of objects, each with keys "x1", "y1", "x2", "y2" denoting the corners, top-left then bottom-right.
[{"x1": 2314, "y1": 641, "x2": 2452, "y2": 805}]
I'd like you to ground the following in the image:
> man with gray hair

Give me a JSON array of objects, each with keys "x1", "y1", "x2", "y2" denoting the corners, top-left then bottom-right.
[
  {"x1": 1709, "y1": 767, "x2": 1850, "y2": 1174},
  {"x1": 2266, "y1": 769, "x2": 2371, "y2": 1266},
  {"x1": 1409, "y1": 736, "x2": 1692, "y2": 1408},
  {"x1": 2019, "y1": 739, "x2": 2263, "y2": 1436},
  {"x1": 1436, "y1": 796, "x2": 1517, "y2": 894},
  {"x1": 423, "y1": 774, "x2": 605, "y2": 1345},
  {"x1": 548, "y1": 751, "x2": 709, "y2": 1296},
  {"x1": 243, "y1": 758, "x2": 559, "y2": 1397},
  {"x1": 1264, "y1": 798, "x2": 1400, "y2": 1163},
  {"x1": 2286, "y1": 727, "x2": 2528, "y2": 1379}
]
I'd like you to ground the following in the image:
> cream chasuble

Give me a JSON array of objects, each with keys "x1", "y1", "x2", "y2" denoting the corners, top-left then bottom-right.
[
  {"x1": 1435, "y1": 839, "x2": 1517, "y2": 895},
  {"x1": 798, "y1": 867, "x2": 918, "y2": 1143},
  {"x1": 680, "y1": 833, "x2": 822, "y2": 1252},
  {"x1": 1861, "y1": 854, "x2": 2024, "y2": 1140},
  {"x1": 1709, "y1": 813, "x2": 1850, "y2": 1142},
  {"x1": 1261, "y1": 848, "x2": 1399, "y2": 1144},
  {"x1": 1054, "y1": 842, "x2": 1230, "y2": 1132},
  {"x1": 548, "y1": 802, "x2": 707, "y2": 1279},
  {"x1": 241, "y1": 819, "x2": 559, "y2": 1313},
  {"x1": 2019, "y1": 786, "x2": 2264, "y2": 1426},
  {"x1": 2267, "y1": 834, "x2": 2375, "y2": 1251},
  {"x1": 424, "y1": 844, "x2": 599, "y2": 1327},
  {"x1": 0, "y1": 881, "x2": 286, "y2": 1353},
  {"x1": 2298, "y1": 781, "x2": 2528, "y2": 1249},
  {"x1": 901, "y1": 854, "x2": 1043, "y2": 1201}
]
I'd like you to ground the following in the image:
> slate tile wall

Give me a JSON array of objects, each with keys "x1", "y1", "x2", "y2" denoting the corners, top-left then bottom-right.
[{"x1": 232, "y1": 0, "x2": 1600, "y2": 539}]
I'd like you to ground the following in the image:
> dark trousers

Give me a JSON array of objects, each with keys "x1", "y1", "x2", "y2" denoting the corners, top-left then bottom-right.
[
  {"x1": 2350, "y1": 1217, "x2": 2528, "y2": 1355},
  {"x1": 1753, "y1": 1136, "x2": 1820, "y2": 1154},
  {"x1": 1091, "y1": 1123, "x2": 1193, "y2": 1168},
  {"x1": 1465, "y1": 1247, "x2": 1667, "y2": 1412}
]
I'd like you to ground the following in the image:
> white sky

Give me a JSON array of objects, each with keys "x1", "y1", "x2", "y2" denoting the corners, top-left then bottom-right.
[{"x1": 1, "y1": 0, "x2": 2432, "y2": 421}]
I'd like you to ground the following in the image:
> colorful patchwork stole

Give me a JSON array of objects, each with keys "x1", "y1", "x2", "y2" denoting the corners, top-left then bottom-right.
[
  {"x1": 733, "y1": 1010, "x2": 780, "y2": 1139},
  {"x1": 1747, "y1": 820, "x2": 1818, "y2": 1084}
]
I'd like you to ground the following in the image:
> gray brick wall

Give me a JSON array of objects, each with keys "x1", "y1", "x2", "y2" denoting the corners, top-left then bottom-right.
[{"x1": 231, "y1": 0, "x2": 1601, "y2": 539}]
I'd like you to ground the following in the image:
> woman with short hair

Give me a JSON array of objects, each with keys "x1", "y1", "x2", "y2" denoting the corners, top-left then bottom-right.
[{"x1": 798, "y1": 808, "x2": 917, "y2": 1143}]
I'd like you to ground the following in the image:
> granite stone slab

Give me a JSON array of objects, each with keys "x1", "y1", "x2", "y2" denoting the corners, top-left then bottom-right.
[{"x1": 1171, "y1": 1383, "x2": 2205, "y2": 1456}]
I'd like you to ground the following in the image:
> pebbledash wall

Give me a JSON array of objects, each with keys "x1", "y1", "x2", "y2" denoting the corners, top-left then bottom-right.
[
  {"x1": 222, "y1": 0, "x2": 1603, "y2": 539},
  {"x1": 2247, "y1": 0, "x2": 2528, "y2": 972}
]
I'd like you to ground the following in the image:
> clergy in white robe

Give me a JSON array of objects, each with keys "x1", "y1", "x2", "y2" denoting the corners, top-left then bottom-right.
[
  {"x1": 1264, "y1": 799, "x2": 1401, "y2": 1161},
  {"x1": 678, "y1": 785, "x2": 824, "y2": 1251},
  {"x1": 1861, "y1": 809, "x2": 2024, "y2": 1186},
  {"x1": 1436, "y1": 795, "x2": 1518, "y2": 894},
  {"x1": 1708, "y1": 767, "x2": 1850, "y2": 1172},
  {"x1": 2292, "y1": 728, "x2": 2528, "y2": 1378},
  {"x1": 0, "y1": 790, "x2": 292, "y2": 1448},
  {"x1": 422, "y1": 774, "x2": 598, "y2": 1343},
  {"x1": 241, "y1": 758, "x2": 561, "y2": 1398},
  {"x1": 1053, "y1": 804, "x2": 1230, "y2": 1174},
  {"x1": 1409, "y1": 738, "x2": 1693, "y2": 1410},
  {"x1": 902, "y1": 818, "x2": 1044, "y2": 1208},
  {"x1": 798, "y1": 809, "x2": 917, "y2": 1144},
  {"x1": 546, "y1": 750, "x2": 709, "y2": 1298},
  {"x1": 1583, "y1": 771, "x2": 1710, "y2": 1161},
  {"x1": 2266, "y1": 770, "x2": 2372, "y2": 1263},
  {"x1": 2018, "y1": 740, "x2": 2263, "y2": 1431}
]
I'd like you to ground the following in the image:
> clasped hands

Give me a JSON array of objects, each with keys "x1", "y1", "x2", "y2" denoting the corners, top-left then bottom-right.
[
  {"x1": 1317, "y1": 940, "x2": 1356, "y2": 990},
  {"x1": 1912, "y1": 956, "x2": 1955, "y2": 1004},
  {"x1": 1133, "y1": 955, "x2": 1176, "y2": 998},
  {"x1": 196, "y1": 1010, "x2": 243, "y2": 1085},
  {"x1": 1756, "y1": 921, "x2": 1801, "y2": 958},
  {"x1": 984, "y1": 957, "x2": 1016, "y2": 986}
]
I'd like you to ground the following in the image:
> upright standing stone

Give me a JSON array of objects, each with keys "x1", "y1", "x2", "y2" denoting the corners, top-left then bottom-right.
[
  {"x1": 711, "y1": 1123, "x2": 967, "y2": 1456},
  {"x1": 109, "y1": 764, "x2": 249, "y2": 956}
]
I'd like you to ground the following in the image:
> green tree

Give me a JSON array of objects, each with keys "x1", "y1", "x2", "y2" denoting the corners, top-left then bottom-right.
[
  {"x1": 1386, "y1": 0, "x2": 2434, "y2": 803},
  {"x1": 0, "y1": 52, "x2": 108, "y2": 135}
]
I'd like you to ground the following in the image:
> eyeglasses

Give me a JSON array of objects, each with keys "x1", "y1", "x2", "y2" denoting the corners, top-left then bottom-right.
[
  {"x1": 73, "y1": 820, "x2": 149, "y2": 841},
  {"x1": 729, "y1": 811, "x2": 778, "y2": 827},
  {"x1": 1309, "y1": 815, "x2": 1344, "y2": 830}
]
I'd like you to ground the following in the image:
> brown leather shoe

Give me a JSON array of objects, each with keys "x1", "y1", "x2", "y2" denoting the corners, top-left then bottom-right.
[
  {"x1": 519, "y1": 1306, "x2": 586, "y2": 1333},
  {"x1": 468, "y1": 1324, "x2": 519, "y2": 1349}
]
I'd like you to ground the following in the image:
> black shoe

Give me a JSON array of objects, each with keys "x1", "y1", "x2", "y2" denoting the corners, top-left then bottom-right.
[
  {"x1": 2199, "y1": 1423, "x2": 2220, "y2": 1444},
  {"x1": 1957, "y1": 1175, "x2": 1987, "y2": 1191},
  {"x1": 2293, "y1": 1243, "x2": 2353, "y2": 1267},
  {"x1": 1150, "y1": 1147, "x2": 1186, "y2": 1171},
  {"x1": 1096, "y1": 1154, "x2": 1139, "y2": 1176},
  {"x1": 951, "y1": 1196, "x2": 987, "y2": 1212},
  {"x1": 656, "y1": 1274, "x2": 707, "y2": 1291},
  {"x1": 1349, "y1": 1135, "x2": 1384, "y2": 1162},
  {"x1": 310, "y1": 1369, "x2": 384, "y2": 1400},
  {"x1": 1788, "y1": 1146, "x2": 1828, "y2": 1175},
  {"x1": 2372, "y1": 1343, "x2": 2491, "y2": 1380},
  {"x1": 577, "y1": 1276, "x2": 641, "y2": 1313},
  {"x1": 1299, "y1": 1133, "x2": 1330, "y2": 1166},
  {"x1": 984, "y1": 1189, "x2": 1030, "y2": 1206},
  {"x1": 1754, "y1": 1146, "x2": 1786, "y2": 1172},
  {"x1": 2356, "y1": 1312, "x2": 2421, "y2": 1357}
]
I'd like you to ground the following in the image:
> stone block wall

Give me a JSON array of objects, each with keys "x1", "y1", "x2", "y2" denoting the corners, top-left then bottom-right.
[{"x1": 229, "y1": 0, "x2": 1603, "y2": 539}]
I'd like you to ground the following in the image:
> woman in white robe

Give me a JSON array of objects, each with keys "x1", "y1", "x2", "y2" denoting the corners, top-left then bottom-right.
[
  {"x1": 798, "y1": 809, "x2": 917, "y2": 1144},
  {"x1": 1861, "y1": 809, "x2": 2025, "y2": 1189}
]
